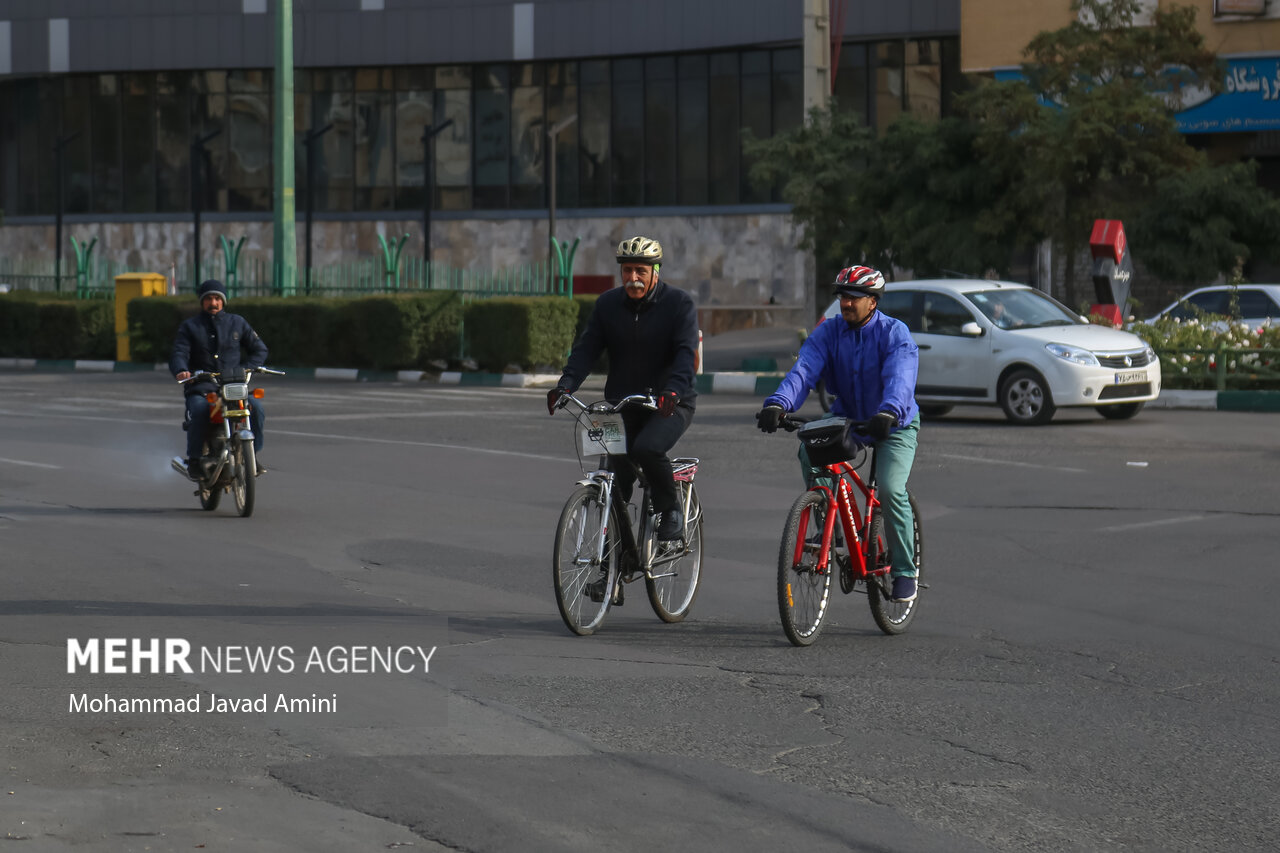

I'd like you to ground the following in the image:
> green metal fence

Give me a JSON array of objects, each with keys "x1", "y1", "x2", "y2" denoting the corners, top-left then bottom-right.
[{"x1": 1156, "y1": 346, "x2": 1280, "y2": 391}]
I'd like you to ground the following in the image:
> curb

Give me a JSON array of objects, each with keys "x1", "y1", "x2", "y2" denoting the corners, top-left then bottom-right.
[{"x1": 2, "y1": 358, "x2": 1278, "y2": 410}]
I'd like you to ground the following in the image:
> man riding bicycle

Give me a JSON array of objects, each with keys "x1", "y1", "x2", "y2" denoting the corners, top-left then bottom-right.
[
  {"x1": 547, "y1": 236, "x2": 699, "y2": 542},
  {"x1": 756, "y1": 264, "x2": 921, "y2": 602}
]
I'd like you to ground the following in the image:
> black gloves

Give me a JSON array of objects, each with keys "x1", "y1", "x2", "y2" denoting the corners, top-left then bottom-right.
[
  {"x1": 756, "y1": 405, "x2": 784, "y2": 433},
  {"x1": 868, "y1": 411, "x2": 897, "y2": 441},
  {"x1": 656, "y1": 390, "x2": 678, "y2": 417},
  {"x1": 546, "y1": 387, "x2": 567, "y2": 416}
]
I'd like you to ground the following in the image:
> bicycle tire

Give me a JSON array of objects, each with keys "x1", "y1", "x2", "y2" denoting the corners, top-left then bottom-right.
[
  {"x1": 645, "y1": 483, "x2": 703, "y2": 623},
  {"x1": 865, "y1": 491, "x2": 922, "y2": 635},
  {"x1": 553, "y1": 484, "x2": 619, "y2": 636},
  {"x1": 777, "y1": 490, "x2": 834, "y2": 647}
]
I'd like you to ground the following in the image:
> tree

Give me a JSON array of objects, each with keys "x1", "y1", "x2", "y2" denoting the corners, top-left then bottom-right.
[{"x1": 962, "y1": 0, "x2": 1223, "y2": 306}]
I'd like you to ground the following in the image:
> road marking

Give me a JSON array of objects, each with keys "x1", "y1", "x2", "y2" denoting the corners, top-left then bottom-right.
[
  {"x1": 938, "y1": 453, "x2": 1086, "y2": 474},
  {"x1": 0, "y1": 456, "x2": 62, "y2": 469},
  {"x1": 1098, "y1": 515, "x2": 1208, "y2": 533},
  {"x1": 271, "y1": 428, "x2": 574, "y2": 462}
]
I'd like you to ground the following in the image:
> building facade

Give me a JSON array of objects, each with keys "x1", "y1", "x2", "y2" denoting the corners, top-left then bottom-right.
[{"x1": 0, "y1": 0, "x2": 962, "y2": 323}]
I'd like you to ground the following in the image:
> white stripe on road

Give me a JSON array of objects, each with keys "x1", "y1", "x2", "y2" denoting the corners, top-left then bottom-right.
[
  {"x1": 271, "y1": 428, "x2": 573, "y2": 463},
  {"x1": 0, "y1": 456, "x2": 61, "y2": 469},
  {"x1": 1097, "y1": 515, "x2": 1208, "y2": 533},
  {"x1": 938, "y1": 453, "x2": 1086, "y2": 474}
]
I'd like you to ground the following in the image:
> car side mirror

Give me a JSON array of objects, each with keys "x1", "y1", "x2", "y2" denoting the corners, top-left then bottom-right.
[{"x1": 960, "y1": 322, "x2": 984, "y2": 337}]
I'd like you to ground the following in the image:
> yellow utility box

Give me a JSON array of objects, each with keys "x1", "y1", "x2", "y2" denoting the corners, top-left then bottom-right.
[{"x1": 114, "y1": 272, "x2": 169, "y2": 361}]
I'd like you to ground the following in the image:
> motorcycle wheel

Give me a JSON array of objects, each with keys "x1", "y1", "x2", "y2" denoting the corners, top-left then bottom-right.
[
  {"x1": 199, "y1": 485, "x2": 221, "y2": 511},
  {"x1": 232, "y1": 440, "x2": 256, "y2": 518}
]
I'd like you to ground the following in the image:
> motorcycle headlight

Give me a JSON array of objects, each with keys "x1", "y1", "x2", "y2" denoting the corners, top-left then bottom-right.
[
  {"x1": 1045, "y1": 343, "x2": 1099, "y2": 367},
  {"x1": 221, "y1": 383, "x2": 249, "y2": 400}
]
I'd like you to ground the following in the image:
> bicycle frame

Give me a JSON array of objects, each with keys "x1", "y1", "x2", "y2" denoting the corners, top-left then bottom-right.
[{"x1": 793, "y1": 458, "x2": 886, "y2": 581}]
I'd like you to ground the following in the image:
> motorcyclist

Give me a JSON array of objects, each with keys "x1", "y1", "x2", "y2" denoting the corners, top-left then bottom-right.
[
  {"x1": 756, "y1": 264, "x2": 921, "y2": 601},
  {"x1": 546, "y1": 236, "x2": 699, "y2": 541},
  {"x1": 170, "y1": 279, "x2": 269, "y2": 479}
]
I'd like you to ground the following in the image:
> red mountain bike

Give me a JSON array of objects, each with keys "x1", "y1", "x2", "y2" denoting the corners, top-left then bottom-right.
[{"x1": 774, "y1": 415, "x2": 923, "y2": 646}]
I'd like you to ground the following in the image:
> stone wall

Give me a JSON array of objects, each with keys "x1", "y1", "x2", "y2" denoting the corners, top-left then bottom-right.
[{"x1": 0, "y1": 212, "x2": 816, "y2": 327}]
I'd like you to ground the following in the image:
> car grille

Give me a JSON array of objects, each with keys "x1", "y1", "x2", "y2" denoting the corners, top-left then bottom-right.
[
  {"x1": 1096, "y1": 350, "x2": 1152, "y2": 369},
  {"x1": 1099, "y1": 383, "x2": 1151, "y2": 400}
]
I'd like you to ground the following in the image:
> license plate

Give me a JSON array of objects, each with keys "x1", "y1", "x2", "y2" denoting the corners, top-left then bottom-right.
[{"x1": 1115, "y1": 370, "x2": 1146, "y2": 384}]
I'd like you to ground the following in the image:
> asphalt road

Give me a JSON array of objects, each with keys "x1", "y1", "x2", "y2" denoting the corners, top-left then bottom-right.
[{"x1": 2, "y1": 371, "x2": 1278, "y2": 852}]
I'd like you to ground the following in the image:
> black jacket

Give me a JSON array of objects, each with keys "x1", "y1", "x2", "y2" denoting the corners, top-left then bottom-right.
[
  {"x1": 169, "y1": 310, "x2": 268, "y2": 396},
  {"x1": 558, "y1": 281, "x2": 699, "y2": 407}
]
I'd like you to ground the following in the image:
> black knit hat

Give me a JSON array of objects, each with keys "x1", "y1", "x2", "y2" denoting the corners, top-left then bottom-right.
[{"x1": 198, "y1": 279, "x2": 227, "y2": 302}]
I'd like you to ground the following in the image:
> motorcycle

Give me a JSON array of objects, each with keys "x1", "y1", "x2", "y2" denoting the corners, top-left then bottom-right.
[{"x1": 169, "y1": 367, "x2": 283, "y2": 517}]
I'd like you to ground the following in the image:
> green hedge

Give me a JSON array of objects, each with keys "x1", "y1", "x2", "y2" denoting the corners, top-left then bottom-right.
[
  {"x1": 1129, "y1": 316, "x2": 1280, "y2": 391},
  {"x1": 465, "y1": 296, "x2": 579, "y2": 371},
  {"x1": 0, "y1": 294, "x2": 114, "y2": 359}
]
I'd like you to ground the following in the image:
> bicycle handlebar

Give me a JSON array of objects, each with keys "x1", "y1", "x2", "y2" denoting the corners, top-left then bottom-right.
[
  {"x1": 778, "y1": 412, "x2": 872, "y2": 434},
  {"x1": 556, "y1": 390, "x2": 659, "y2": 415}
]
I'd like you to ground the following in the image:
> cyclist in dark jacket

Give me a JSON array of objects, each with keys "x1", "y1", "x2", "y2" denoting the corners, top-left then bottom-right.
[
  {"x1": 170, "y1": 279, "x2": 269, "y2": 479},
  {"x1": 547, "y1": 236, "x2": 699, "y2": 541}
]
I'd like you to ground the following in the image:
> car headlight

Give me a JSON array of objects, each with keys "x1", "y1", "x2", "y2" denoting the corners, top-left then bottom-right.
[
  {"x1": 1144, "y1": 345, "x2": 1156, "y2": 362},
  {"x1": 1045, "y1": 342, "x2": 1099, "y2": 366}
]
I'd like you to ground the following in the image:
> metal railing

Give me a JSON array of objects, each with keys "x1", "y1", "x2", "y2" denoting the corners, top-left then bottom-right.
[{"x1": 1155, "y1": 346, "x2": 1280, "y2": 391}]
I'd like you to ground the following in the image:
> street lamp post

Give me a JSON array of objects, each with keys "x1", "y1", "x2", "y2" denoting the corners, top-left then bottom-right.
[
  {"x1": 546, "y1": 114, "x2": 577, "y2": 289},
  {"x1": 301, "y1": 122, "x2": 333, "y2": 294},
  {"x1": 422, "y1": 118, "x2": 454, "y2": 286},
  {"x1": 53, "y1": 131, "x2": 81, "y2": 294}
]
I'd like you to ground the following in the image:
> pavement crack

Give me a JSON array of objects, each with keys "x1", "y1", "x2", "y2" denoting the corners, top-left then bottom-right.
[{"x1": 940, "y1": 738, "x2": 1034, "y2": 772}]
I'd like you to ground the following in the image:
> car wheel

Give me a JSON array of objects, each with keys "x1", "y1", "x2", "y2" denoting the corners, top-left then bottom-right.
[
  {"x1": 1096, "y1": 401, "x2": 1144, "y2": 420},
  {"x1": 918, "y1": 405, "x2": 953, "y2": 420},
  {"x1": 999, "y1": 369, "x2": 1056, "y2": 425}
]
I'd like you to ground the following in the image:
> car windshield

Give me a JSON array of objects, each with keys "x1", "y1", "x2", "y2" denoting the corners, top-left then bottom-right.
[{"x1": 966, "y1": 289, "x2": 1083, "y2": 329}]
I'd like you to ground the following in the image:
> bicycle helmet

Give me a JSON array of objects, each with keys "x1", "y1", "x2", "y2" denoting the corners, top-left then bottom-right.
[
  {"x1": 616, "y1": 236, "x2": 663, "y2": 265},
  {"x1": 833, "y1": 265, "x2": 885, "y2": 298}
]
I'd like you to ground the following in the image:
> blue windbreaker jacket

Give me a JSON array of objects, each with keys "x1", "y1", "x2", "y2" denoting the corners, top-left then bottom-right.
[{"x1": 765, "y1": 309, "x2": 919, "y2": 438}]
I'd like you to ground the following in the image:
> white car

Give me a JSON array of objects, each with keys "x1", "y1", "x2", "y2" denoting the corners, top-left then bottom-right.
[
  {"x1": 821, "y1": 279, "x2": 1161, "y2": 425},
  {"x1": 1144, "y1": 284, "x2": 1280, "y2": 330}
]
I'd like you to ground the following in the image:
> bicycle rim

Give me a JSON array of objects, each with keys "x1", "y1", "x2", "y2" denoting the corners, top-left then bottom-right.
[
  {"x1": 646, "y1": 485, "x2": 703, "y2": 623},
  {"x1": 777, "y1": 490, "x2": 832, "y2": 647},
  {"x1": 553, "y1": 485, "x2": 619, "y2": 636},
  {"x1": 866, "y1": 492, "x2": 922, "y2": 635}
]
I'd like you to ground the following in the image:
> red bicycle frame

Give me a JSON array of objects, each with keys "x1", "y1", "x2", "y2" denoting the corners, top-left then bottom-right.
[{"x1": 791, "y1": 460, "x2": 886, "y2": 579}]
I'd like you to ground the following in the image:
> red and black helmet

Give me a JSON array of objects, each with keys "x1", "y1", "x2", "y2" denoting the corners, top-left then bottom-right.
[{"x1": 833, "y1": 265, "x2": 885, "y2": 298}]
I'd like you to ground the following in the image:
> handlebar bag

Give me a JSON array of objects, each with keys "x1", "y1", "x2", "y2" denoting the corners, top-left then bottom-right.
[{"x1": 798, "y1": 417, "x2": 862, "y2": 467}]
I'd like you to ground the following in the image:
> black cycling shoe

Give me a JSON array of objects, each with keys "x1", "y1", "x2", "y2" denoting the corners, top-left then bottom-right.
[
  {"x1": 185, "y1": 458, "x2": 201, "y2": 481},
  {"x1": 655, "y1": 509, "x2": 683, "y2": 541}
]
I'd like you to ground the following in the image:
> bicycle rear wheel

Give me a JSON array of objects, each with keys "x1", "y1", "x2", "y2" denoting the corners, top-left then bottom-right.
[
  {"x1": 645, "y1": 483, "x2": 703, "y2": 622},
  {"x1": 553, "y1": 485, "x2": 620, "y2": 636},
  {"x1": 777, "y1": 490, "x2": 833, "y2": 647},
  {"x1": 865, "y1": 491, "x2": 922, "y2": 635}
]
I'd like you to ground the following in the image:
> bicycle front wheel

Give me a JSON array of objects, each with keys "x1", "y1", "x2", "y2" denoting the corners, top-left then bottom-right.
[
  {"x1": 777, "y1": 490, "x2": 833, "y2": 647},
  {"x1": 646, "y1": 483, "x2": 703, "y2": 623},
  {"x1": 866, "y1": 491, "x2": 922, "y2": 635},
  {"x1": 553, "y1": 485, "x2": 620, "y2": 636}
]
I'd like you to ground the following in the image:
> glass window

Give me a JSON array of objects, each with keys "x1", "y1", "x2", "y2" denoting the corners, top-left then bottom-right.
[
  {"x1": 905, "y1": 40, "x2": 941, "y2": 120},
  {"x1": 227, "y1": 89, "x2": 272, "y2": 211},
  {"x1": 833, "y1": 43, "x2": 869, "y2": 123},
  {"x1": 579, "y1": 60, "x2": 610, "y2": 207},
  {"x1": 921, "y1": 293, "x2": 976, "y2": 336},
  {"x1": 708, "y1": 52, "x2": 739, "y2": 204},
  {"x1": 1238, "y1": 290, "x2": 1280, "y2": 319},
  {"x1": 547, "y1": 61, "x2": 579, "y2": 209},
  {"x1": 874, "y1": 41, "x2": 904, "y2": 134},
  {"x1": 156, "y1": 72, "x2": 192, "y2": 212},
  {"x1": 394, "y1": 85, "x2": 433, "y2": 211},
  {"x1": 0, "y1": 86, "x2": 15, "y2": 215},
  {"x1": 611, "y1": 58, "x2": 643, "y2": 206},
  {"x1": 510, "y1": 63, "x2": 545, "y2": 209},
  {"x1": 645, "y1": 56, "x2": 677, "y2": 206},
  {"x1": 740, "y1": 50, "x2": 771, "y2": 203},
  {"x1": 677, "y1": 55, "x2": 708, "y2": 205},
  {"x1": 61, "y1": 77, "x2": 93, "y2": 214},
  {"x1": 879, "y1": 290, "x2": 920, "y2": 331},
  {"x1": 473, "y1": 64, "x2": 509, "y2": 209},
  {"x1": 122, "y1": 76, "x2": 156, "y2": 213},
  {"x1": 434, "y1": 87, "x2": 472, "y2": 210},
  {"x1": 1170, "y1": 290, "x2": 1229, "y2": 320},
  {"x1": 355, "y1": 68, "x2": 394, "y2": 92},
  {"x1": 90, "y1": 76, "x2": 122, "y2": 213},
  {"x1": 355, "y1": 91, "x2": 393, "y2": 210},
  {"x1": 306, "y1": 86, "x2": 353, "y2": 212}
]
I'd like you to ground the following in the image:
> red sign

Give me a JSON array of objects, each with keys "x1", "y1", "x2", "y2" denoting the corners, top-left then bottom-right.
[{"x1": 1089, "y1": 219, "x2": 1127, "y2": 264}]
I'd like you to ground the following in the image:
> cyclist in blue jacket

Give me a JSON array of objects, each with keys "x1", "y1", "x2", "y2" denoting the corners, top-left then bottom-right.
[{"x1": 756, "y1": 265, "x2": 921, "y2": 602}]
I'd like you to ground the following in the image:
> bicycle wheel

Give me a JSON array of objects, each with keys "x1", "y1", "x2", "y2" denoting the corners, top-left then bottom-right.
[
  {"x1": 646, "y1": 483, "x2": 703, "y2": 623},
  {"x1": 232, "y1": 439, "x2": 256, "y2": 518},
  {"x1": 866, "y1": 491, "x2": 922, "y2": 635},
  {"x1": 777, "y1": 490, "x2": 834, "y2": 647},
  {"x1": 552, "y1": 484, "x2": 620, "y2": 636}
]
